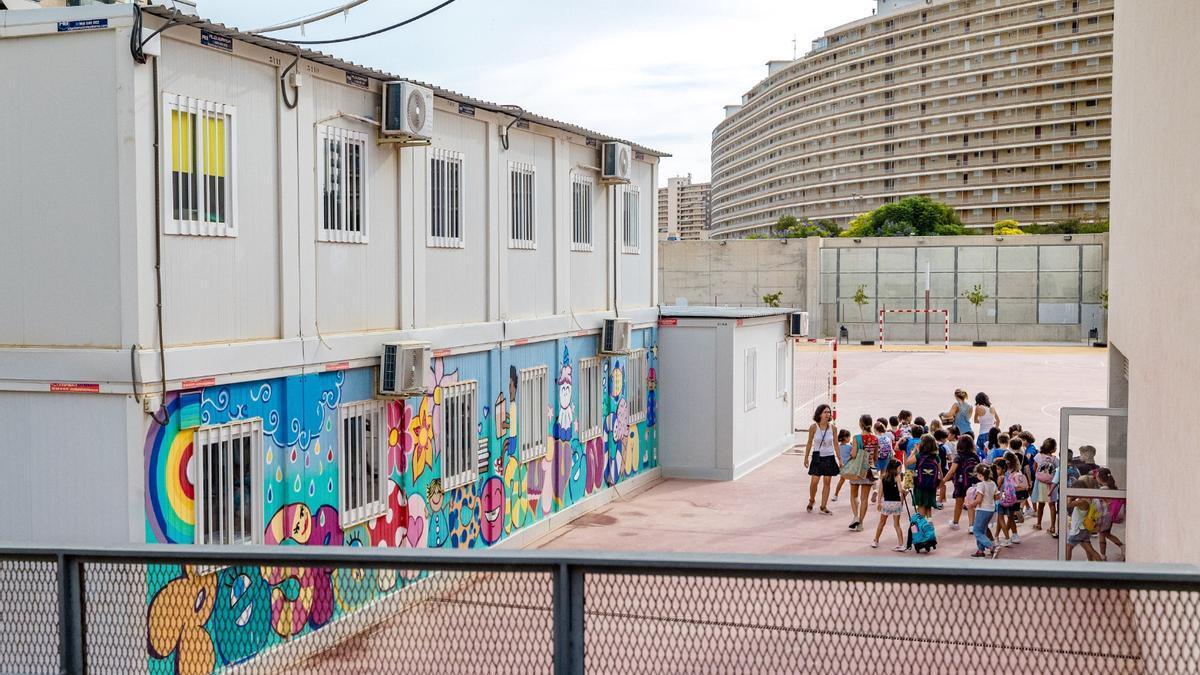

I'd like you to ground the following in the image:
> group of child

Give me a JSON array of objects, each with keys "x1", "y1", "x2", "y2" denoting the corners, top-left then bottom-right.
[{"x1": 802, "y1": 394, "x2": 1125, "y2": 560}]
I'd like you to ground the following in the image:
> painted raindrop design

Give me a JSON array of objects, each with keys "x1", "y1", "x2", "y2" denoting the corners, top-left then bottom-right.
[
  {"x1": 293, "y1": 475, "x2": 302, "y2": 493},
  {"x1": 266, "y1": 486, "x2": 273, "y2": 503},
  {"x1": 265, "y1": 449, "x2": 273, "y2": 464},
  {"x1": 290, "y1": 449, "x2": 297, "y2": 463},
  {"x1": 328, "y1": 478, "x2": 334, "y2": 493},
  {"x1": 275, "y1": 467, "x2": 283, "y2": 483},
  {"x1": 308, "y1": 480, "x2": 315, "y2": 497}
]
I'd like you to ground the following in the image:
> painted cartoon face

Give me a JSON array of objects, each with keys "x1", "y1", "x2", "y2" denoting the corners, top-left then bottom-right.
[
  {"x1": 427, "y1": 479, "x2": 445, "y2": 512},
  {"x1": 559, "y1": 379, "x2": 572, "y2": 410},
  {"x1": 647, "y1": 368, "x2": 656, "y2": 391},
  {"x1": 287, "y1": 503, "x2": 313, "y2": 543},
  {"x1": 480, "y1": 476, "x2": 505, "y2": 545}
]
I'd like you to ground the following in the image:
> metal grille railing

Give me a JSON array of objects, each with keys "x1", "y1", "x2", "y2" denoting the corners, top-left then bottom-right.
[{"x1": 1, "y1": 547, "x2": 1198, "y2": 674}]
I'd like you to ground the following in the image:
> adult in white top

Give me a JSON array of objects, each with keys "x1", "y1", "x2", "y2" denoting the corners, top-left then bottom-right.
[{"x1": 973, "y1": 391, "x2": 999, "y2": 457}]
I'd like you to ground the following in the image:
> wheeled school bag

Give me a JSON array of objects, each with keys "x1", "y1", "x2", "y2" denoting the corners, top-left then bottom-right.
[{"x1": 906, "y1": 508, "x2": 938, "y2": 553}]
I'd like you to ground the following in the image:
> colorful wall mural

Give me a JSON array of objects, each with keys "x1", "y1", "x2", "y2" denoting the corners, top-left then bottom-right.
[{"x1": 142, "y1": 330, "x2": 658, "y2": 673}]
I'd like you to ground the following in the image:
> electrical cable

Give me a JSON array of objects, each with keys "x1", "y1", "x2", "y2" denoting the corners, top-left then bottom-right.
[
  {"x1": 270, "y1": 0, "x2": 458, "y2": 45},
  {"x1": 280, "y1": 45, "x2": 301, "y2": 110},
  {"x1": 130, "y1": 4, "x2": 199, "y2": 64},
  {"x1": 251, "y1": 0, "x2": 372, "y2": 34},
  {"x1": 150, "y1": 55, "x2": 170, "y2": 427}
]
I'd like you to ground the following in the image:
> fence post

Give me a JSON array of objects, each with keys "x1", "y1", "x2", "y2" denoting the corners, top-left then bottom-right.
[
  {"x1": 57, "y1": 553, "x2": 85, "y2": 674},
  {"x1": 553, "y1": 563, "x2": 585, "y2": 675}
]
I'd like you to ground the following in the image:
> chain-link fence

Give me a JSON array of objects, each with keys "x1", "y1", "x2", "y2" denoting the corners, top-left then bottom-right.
[{"x1": 1, "y1": 547, "x2": 1198, "y2": 674}]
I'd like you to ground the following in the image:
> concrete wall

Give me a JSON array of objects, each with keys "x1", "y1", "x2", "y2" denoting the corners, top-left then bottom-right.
[
  {"x1": 659, "y1": 239, "x2": 811, "y2": 309},
  {"x1": 1108, "y1": 0, "x2": 1200, "y2": 564},
  {"x1": 661, "y1": 233, "x2": 1108, "y2": 343}
]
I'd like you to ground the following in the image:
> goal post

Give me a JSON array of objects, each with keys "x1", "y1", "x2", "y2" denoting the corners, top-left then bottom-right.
[
  {"x1": 878, "y1": 309, "x2": 950, "y2": 352},
  {"x1": 792, "y1": 337, "x2": 837, "y2": 430}
]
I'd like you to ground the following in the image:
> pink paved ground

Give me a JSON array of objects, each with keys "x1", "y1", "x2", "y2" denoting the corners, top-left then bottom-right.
[{"x1": 537, "y1": 346, "x2": 1113, "y2": 561}]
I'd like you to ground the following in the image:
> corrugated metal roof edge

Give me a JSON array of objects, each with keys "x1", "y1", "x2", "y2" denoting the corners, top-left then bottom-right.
[{"x1": 141, "y1": 4, "x2": 671, "y2": 159}]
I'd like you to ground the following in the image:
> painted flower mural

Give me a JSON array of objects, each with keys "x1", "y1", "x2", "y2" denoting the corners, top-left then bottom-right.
[
  {"x1": 408, "y1": 397, "x2": 434, "y2": 480},
  {"x1": 386, "y1": 401, "x2": 412, "y2": 476}
]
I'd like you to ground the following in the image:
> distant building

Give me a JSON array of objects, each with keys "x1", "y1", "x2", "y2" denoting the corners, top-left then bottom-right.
[
  {"x1": 711, "y1": 0, "x2": 1114, "y2": 237},
  {"x1": 657, "y1": 175, "x2": 710, "y2": 241}
]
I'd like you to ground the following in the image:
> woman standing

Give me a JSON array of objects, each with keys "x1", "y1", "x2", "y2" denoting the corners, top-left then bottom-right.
[
  {"x1": 973, "y1": 392, "x2": 1000, "y2": 458},
  {"x1": 945, "y1": 389, "x2": 974, "y2": 435},
  {"x1": 803, "y1": 404, "x2": 840, "y2": 515}
]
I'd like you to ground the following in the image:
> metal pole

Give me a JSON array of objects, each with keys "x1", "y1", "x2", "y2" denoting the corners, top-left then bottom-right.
[
  {"x1": 924, "y1": 262, "x2": 931, "y2": 345},
  {"x1": 554, "y1": 563, "x2": 585, "y2": 675},
  {"x1": 58, "y1": 553, "x2": 85, "y2": 675}
]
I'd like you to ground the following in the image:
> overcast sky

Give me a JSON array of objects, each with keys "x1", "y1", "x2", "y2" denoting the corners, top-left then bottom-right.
[{"x1": 198, "y1": 0, "x2": 876, "y2": 186}]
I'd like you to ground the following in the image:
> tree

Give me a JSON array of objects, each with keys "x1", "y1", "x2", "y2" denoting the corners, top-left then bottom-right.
[
  {"x1": 992, "y1": 219, "x2": 1026, "y2": 236},
  {"x1": 774, "y1": 214, "x2": 841, "y2": 238},
  {"x1": 775, "y1": 215, "x2": 800, "y2": 236},
  {"x1": 963, "y1": 284, "x2": 989, "y2": 343},
  {"x1": 840, "y1": 196, "x2": 967, "y2": 237},
  {"x1": 853, "y1": 284, "x2": 870, "y2": 322},
  {"x1": 762, "y1": 291, "x2": 782, "y2": 308}
]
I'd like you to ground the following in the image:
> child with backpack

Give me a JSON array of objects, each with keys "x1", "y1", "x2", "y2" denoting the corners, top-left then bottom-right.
[
  {"x1": 870, "y1": 421, "x2": 895, "y2": 503},
  {"x1": 944, "y1": 435, "x2": 979, "y2": 530},
  {"x1": 1096, "y1": 468, "x2": 1126, "y2": 560},
  {"x1": 996, "y1": 452, "x2": 1027, "y2": 546},
  {"x1": 968, "y1": 463, "x2": 998, "y2": 558},
  {"x1": 1007, "y1": 439, "x2": 1031, "y2": 522},
  {"x1": 831, "y1": 429, "x2": 854, "y2": 502},
  {"x1": 906, "y1": 434, "x2": 942, "y2": 519},
  {"x1": 933, "y1": 428, "x2": 951, "y2": 509},
  {"x1": 1032, "y1": 438, "x2": 1058, "y2": 534},
  {"x1": 1066, "y1": 476, "x2": 1103, "y2": 561},
  {"x1": 872, "y1": 460, "x2": 907, "y2": 552}
]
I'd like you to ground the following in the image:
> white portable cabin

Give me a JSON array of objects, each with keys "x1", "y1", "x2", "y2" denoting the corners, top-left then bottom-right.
[{"x1": 656, "y1": 307, "x2": 794, "y2": 481}]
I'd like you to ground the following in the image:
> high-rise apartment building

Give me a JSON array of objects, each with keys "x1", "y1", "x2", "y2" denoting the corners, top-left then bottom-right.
[
  {"x1": 657, "y1": 175, "x2": 711, "y2": 240},
  {"x1": 710, "y1": 0, "x2": 1113, "y2": 238}
]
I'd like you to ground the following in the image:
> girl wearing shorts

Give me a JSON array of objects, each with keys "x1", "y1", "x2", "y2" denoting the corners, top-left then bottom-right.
[
  {"x1": 831, "y1": 429, "x2": 853, "y2": 502},
  {"x1": 803, "y1": 404, "x2": 840, "y2": 515},
  {"x1": 872, "y1": 460, "x2": 906, "y2": 551}
]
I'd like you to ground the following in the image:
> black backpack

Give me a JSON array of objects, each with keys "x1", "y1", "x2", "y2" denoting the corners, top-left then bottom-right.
[{"x1": 954, "y1": 453, "x2": 979, "y2": 491}]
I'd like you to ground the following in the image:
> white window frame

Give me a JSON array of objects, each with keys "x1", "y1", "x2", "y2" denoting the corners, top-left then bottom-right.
[
  {"x1": 776, "y1": 339, "x2": 789, "y2": 399},
  {"x1": 627, "y1": 349, "x2": 648, "y2": 423},
  {"x1": 438, "y1": 380, "x2": 478, "y2": 490},
  {"x1": 622, "y1": 186, "x2": 641, "y2": 254},
  {"x1": 161, "y1": 93, "x2": 238, "y2": 237},
  {"x1": 579, "y1": 357, "x2": 603, "y2": 441},
  {"x1": 194, "y1": 418, "x2": 263, "y2": 546},
  {"x1": 429, "y1": 147, "x2": 465, "y2": 248},
  {"x1": 745, "y1": 347, "x2": 758, "y2": 412},
  {"x1": 571, "y1": 173, "x2": 594, "y2": 252},
  {"x1": 518, "y1": 366, "x2": 548, "y2": 463},
  {"x1": 509, "y1": 161, "x2": 537, "y2": 250},
  {"x1": 337, "y1": 400, "x2": 387, "y2": 528},
  {"x1": 317, "y1": 125, "x2": 369, "y2": 244}
]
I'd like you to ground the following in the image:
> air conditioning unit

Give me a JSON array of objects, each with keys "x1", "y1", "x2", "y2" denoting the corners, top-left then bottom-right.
[
  {"x1": 601, "y1": 141, "x2": 632, "y2": 183},
  {"x1": 382, "y1": 81, "x2": 433, "y2": 140},
  {"x1": 379, "y1": 342, "x2": 431, "y2": 396},
  {"x1": 788, "y1": 312, "x2": 810, "y2": 337},
  {"x1": 600, "y1": 318, "x2": 632, "y2": 354}
]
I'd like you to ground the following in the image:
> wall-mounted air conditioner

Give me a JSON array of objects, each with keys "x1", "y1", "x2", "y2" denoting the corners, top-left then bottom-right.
[
  {"x1": 379, "y1": 342, "x2": 431, "y2": 396},
  {"x1": 601, "y1": 141, "x2": 632, "y2": 183},
  {"x1": 382, "y1": 81, "x2": 433, "y2": 141},
  {"x1": 601, "y1": 318, "x2": 632, "y2": 354},
  {"x1": 788, "y1": 312, "x2": 810, "y2": 338}
]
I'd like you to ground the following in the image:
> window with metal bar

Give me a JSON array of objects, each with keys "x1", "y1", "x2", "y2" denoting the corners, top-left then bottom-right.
[
  {"x1": 627, "y1": 349, "x2": 648, "y2": 423},
  {"x1": 571, "y1": 174, "x2": 593, "y2": 251},
  {"x1": 438, "y1": 381, "x2": 478, "y2": 489},
  {"x1": 622, "y1": 187, "x2": 640, "y2": 254},
  {"x1": 518, "y1": 366, "x2": 548, "y2": 463},
  {"x1": 579, "y1": 357, "x2": 602, "y2": 441},
  {"x1": 318, "y1": 126, "x2": 369, "y2": 243},
  {"x1": 429, "y1": 148, "x2": 464, "y2": 248},
  {"x1": 509, "y1": 162, "x2": 536, "y2": 249},
  {"x1": 163, "y1": 94, "x2": 236, "y2": 237},
  {"x1": 193, "y1": 419, "x2": 262, "y2": 545},
  {"x1": 338, "y1": 400, "x2": 387, "y2": 527}
]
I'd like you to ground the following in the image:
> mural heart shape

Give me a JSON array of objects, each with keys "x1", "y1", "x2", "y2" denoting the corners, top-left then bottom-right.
[{"x1": 405, "y1": 515, "x2": 425, "y2": 548}]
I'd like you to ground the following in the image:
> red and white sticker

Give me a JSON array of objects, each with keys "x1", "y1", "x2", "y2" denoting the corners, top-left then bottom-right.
[{"x1": 49, "y1": 383, "x2": 100, "y2": 393}]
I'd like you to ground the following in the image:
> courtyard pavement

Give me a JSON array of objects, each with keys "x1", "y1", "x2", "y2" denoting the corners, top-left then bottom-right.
[{"x1": 536, "y1": 345, "x2": 1113, "y2": 561}]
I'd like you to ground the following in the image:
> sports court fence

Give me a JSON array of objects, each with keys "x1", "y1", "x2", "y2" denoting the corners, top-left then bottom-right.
[{"x1": 2, "y1": 545, "x2": 1199, "y2": 674}]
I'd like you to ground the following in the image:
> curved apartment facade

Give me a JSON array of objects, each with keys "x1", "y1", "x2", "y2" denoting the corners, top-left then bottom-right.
[{"x1": 710, "y1": 0, "x2": 1113, "y2": 238}]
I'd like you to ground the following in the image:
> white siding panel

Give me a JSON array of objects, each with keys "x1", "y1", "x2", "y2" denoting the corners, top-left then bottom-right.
[
  {"x1": 569, "y1": 143, "x2": 609, "y2": 313},
  {"x1": 503, "y1": 130, "x2": 556, "y2": 319},
  {"x1": 425, "y1": 109, "x2": 488, "y2": 326},
  {"x1": 0, "y1": 31, "x2": 123, "y2": 347},
  {"x1": 158, "y1": 40, "x2": 281, "y2": 345},
  {"x1": 313, "y1": 78, "x2": 400, "y2": 333},
  {"x1": 619, "y1": 160, "x2": 656, "y2": 310},
  {"x1": 0, "y1": 392, "x2": 133, "y2": 544}
]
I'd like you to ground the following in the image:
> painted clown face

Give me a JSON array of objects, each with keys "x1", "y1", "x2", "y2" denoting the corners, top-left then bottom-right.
[{"x1": 480, "y1": 476, "x2": 505, "y2": 545}]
